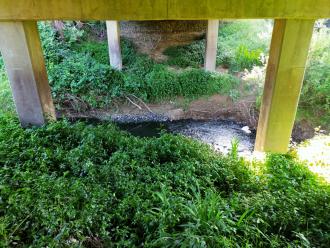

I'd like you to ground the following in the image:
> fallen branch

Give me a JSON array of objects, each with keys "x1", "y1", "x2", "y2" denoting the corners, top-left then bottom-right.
[
  {"x1": 125, "y1": 96, "x2": 142, "y2": 110},
  {"x1": 129, "y1": 94, "x2": 155, "y2": 114}
]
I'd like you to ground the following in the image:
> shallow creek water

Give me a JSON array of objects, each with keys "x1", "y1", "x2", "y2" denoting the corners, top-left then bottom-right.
[
  {"x1": 118, "y1": 120, "x2": 255, "y2": 156},
  {"x1": 69, "y1": 117, "x2": 256, "y2": 156}
]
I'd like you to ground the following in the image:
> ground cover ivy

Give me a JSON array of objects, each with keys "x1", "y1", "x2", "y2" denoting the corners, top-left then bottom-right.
[{"x1": 0, "y1": 116, "x2": 329, "y2": 247}]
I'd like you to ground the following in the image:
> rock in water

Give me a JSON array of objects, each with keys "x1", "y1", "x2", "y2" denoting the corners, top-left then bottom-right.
[{"x1": 241, "y1": 126, "x2": 251, "y2": 134}]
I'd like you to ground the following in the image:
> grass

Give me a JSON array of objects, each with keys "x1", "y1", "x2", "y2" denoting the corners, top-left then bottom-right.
[{"x1": 0, "y1": 116, "x2": 329, "y2": 247}]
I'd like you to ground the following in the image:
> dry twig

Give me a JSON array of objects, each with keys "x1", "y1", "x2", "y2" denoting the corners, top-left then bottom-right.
[
  {"x1": 129, "y1": 94, "x2": 155, "y2": 113},
  {"x1": 125, "y1": 96, "x2": 142, "y2": 110}
]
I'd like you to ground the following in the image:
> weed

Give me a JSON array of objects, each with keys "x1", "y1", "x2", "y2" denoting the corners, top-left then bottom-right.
[{"x1": 0, "y1": 116, "x2": 329, "y2": 247}]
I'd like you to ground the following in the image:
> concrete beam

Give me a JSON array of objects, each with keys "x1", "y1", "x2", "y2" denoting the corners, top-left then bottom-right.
[
  {"x1": 106, "y1": 21, "x2": 122, "y2": 70},
  {"x1": 0, "y1": 1, "x2": 329, "y2": 20},
  {"x1": 255, "y1": 19, "x2": 315, "y2": 153},
  {"x1": 205, "y1": 20, "x2": 219, "y2": 72},
  {"x1": 0, "y1": 21, "x2": 55, "y2": 126}
]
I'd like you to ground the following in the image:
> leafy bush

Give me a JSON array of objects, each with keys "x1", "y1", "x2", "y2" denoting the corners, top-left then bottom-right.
[
  {"x1": 146, "y1": 66, "x2": 240, "y2": 101},
  {"x1": 232, "y1": 45, "x2": 263, "y2": 72},
  {"x1": 38, "y1": 22, "x2": 76, "y2": 65},
  {"x1": 217, "y1": 20, "x2": 271, "y2": 72},
  {"x1": 164, "y1": 40, "x2": 205, "y2": 68},
  {"x1": 48, "y1": 51, "x2": 125, "y2": 108},
  {"x1": 73, "y1": 42, "x2": 110, "y2": 65},
  {"x1": 0, "y1": 116, "x2": 329, "y2": 247}
]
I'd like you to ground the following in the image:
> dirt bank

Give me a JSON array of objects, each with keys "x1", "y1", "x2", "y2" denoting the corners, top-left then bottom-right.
[{"x1": 58, "y1": 91, "x2": 318, "y2": 142}]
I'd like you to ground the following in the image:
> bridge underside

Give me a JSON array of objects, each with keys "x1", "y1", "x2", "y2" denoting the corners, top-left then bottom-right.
[{"x1": 0, "y1": 0, "x2": 329, "y2": 20}]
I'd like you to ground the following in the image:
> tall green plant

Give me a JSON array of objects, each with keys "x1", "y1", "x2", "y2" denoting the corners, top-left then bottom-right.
[{"x1": 299, "y1": 22, "x2": 330, "y2": 126}]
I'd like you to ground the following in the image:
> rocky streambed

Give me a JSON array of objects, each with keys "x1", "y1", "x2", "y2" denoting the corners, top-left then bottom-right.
[{"x1": 114, "y1": 118, "x2": 255, "y2": 156}]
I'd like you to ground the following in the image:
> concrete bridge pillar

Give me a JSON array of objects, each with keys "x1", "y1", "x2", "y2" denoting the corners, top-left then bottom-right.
[
  {"x1": 106, "y1": 21, "x2": 122, "y2": 70},
  {"x1": 205, "y1": 20, "x2": 219, "y2": 72},
  {"x1": 255, "y1": 19, "x2": 315, "y2": 152},
  {"x1": 0, "y1": 21, "x2": 55, "y2": 126}
]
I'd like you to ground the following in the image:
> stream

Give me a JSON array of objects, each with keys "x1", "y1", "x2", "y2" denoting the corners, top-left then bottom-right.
[
  {"x1": 118, "y1": 119, "x2": 255, "y2": 156},
  {"x1": 69, "y1": 117, "x2": 256, "y2": 156}
]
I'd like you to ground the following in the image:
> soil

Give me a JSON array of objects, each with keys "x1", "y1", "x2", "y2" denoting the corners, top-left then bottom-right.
[
  {"x1": 120, "y1": 20, "x2": 206, "y2": 61},
  {"x1": 58, "y1": 92, "x2": 256, "y2": 123},
  {"x1": 58, "y1": 89, "x2": 317, "y2": 143}
]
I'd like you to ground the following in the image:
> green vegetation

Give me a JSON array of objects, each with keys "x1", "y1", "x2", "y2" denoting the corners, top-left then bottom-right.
[
  {"x1": 164, "y1": 20, "x2": 330, "y2": 129},
  {"x1": 1, "y1": 20, "x2": 329, "y2": 129},
  {"x1": 0, "y1": 57, "x2": 14, "y2": 115},
  {"x1": 37, "y1": 22, "x2": 239, "y2": 110},
  {"x1": 0, "y1": 20, "x2": 329, "y2": 248},
  {"x1": 0, "y1": 116, "x2": 329, "y2": 247},
  {"x1": 164, "y1": 20, "x2": 272, "y2": 72},
  {"x1": 164, "y1": 40, "x2": 205, "y2": 68},
  {"x1": 299, "y1": 23, "x2": 330, "y2": 127}
]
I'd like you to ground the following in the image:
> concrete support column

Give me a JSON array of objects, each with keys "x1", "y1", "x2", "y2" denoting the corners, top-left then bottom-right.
[
  {"x1": 205, "y1": 20, "x2": 219, "y2": 71},
  {"x1": 106, "y1": 21, "x2": 122, "y2": 70},
  {"x1": 255, "y1": 19, "x2": 315, "y2": 153},
  {"x1": 0, "y1": 21, "x2": 56, "y2": 126}
]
